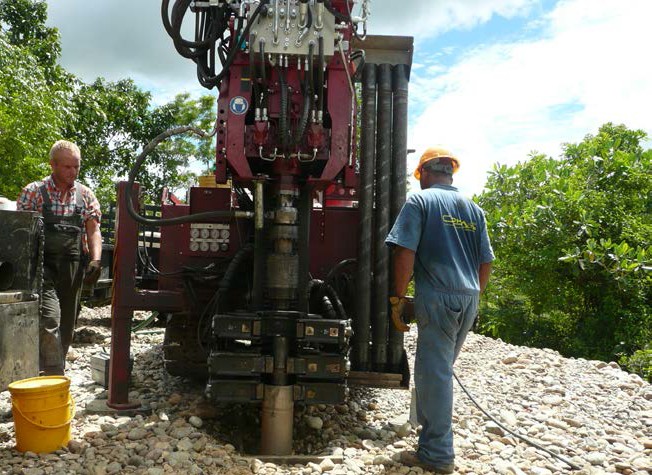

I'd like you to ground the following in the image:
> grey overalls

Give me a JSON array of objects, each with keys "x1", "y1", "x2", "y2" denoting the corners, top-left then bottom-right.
[{"x1": 39, "y1": 184, "x2": 85, "y2": 375}]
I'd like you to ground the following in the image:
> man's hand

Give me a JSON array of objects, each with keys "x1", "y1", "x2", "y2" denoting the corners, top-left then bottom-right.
[
  {"x1": 84, "y1": 260, "x2": 102, "y2": 286},
  {"x1": 389, "y1": 296, "x2": 410, "y2": 332}
]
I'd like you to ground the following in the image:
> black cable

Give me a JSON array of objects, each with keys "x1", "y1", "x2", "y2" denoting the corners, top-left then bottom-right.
[
  {"x1": 453, "y1": 372, "x2": 581, "y2": 471},
  {"x1": 317, "y1": 35, "x2": 325, "y2": 114},
  {"x1": 324, "y1": 0, "x2": 349, "y2": 23},
  {"x1": 249, "y1": 33, "x2": 259, "y2": 109},
  {"x1": 162, "y1": 0, "x2": 270, "y2": 89},
  {"x1": 259, "y1": 41, "x2": 267, "y2": 110},
  {"x1": 293, "y1": 42, "x2": 314, "y2": 146},
  {"x1": 125, "y1": 125, "x2": 252, "y2": 227}
]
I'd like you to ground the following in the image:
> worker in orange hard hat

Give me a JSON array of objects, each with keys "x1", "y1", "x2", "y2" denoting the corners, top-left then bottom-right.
[
  {"x1": 386, "y1": 145, "x2": 493, "y2": 473},
  {"x1": 413, "y1": 147, "x2": 460, "y2": 189}
]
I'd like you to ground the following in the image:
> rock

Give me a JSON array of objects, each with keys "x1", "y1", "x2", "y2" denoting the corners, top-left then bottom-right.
[
  {"x1": 502, "y1": 353, "x2": 519, "y2": 364},
  {"x1": 147, "y1": 469, "x2": 164, "y2": 475},
  {"x1": 485, "y1": 422, "x2": 506, "y2": 436},
  {"x1": 319, "y1": 458, "x2": 335, "y2": 472},
  {"x1": 306, "y1": 416, "x2": 324, "y2": 430},
  {"x1": 127, "y1": 428, "x2": 148, "y2": 441},
  {"x1": 168, "y1": 393, "x2": 183, "y2": 405},
  {"x1": 189, "y1": 416, "x2": 203, "y2": 428},
  {"x1": 307, "y1": 462, "x2": 322, "y2": 474},
  {"x1": 585, "y1": 452, "x2": 606, "y2": 465},
  {"x1": 67, "y1": 440, "x2": 83, "y2": 454},
  {"x1": 542, "y1": 394, "x2": 563, "y2": 406},
  {"x1": 500, "y1": 410, "x2": 518, "y2": 426},
  {"x1": 373, "y1": 455, "x2": 393, "y2": 465},
  {"x1": 395, "y1": 422, "x2": 412, "y2": 438},
  {"x1": 177, "y1": 437, "x2": 194, "y2": 451}
]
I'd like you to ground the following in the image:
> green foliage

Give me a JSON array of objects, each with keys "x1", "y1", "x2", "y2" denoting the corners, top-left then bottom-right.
[
  {"x1": 477, "y1": 124, "x2": 652, "y2": 379},
  {"x1": 0, "y1": 0, "x2": 217, "y2": 206},
  {"x1": 620, "y1": 346, "x2": 652, "y2": 381}
]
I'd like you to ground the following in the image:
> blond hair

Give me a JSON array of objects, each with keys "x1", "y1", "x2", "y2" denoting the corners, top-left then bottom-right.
[{"x1": 49, "y1": 140, "x2": 81, "y2": 162}]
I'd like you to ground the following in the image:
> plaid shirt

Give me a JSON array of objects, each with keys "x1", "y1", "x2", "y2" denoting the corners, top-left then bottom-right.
[{"x1": 17, "y1": 176, "x2": 101, "y2": 251}]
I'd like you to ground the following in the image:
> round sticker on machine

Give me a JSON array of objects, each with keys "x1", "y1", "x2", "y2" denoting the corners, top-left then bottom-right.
[{"x1": 229, "y1": 96, "x2": 249, "y2": 115}]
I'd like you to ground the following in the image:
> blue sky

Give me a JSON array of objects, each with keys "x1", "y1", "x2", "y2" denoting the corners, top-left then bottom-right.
[{"x1": 45, "y1": 0, "x2": 652, "y2": 196}]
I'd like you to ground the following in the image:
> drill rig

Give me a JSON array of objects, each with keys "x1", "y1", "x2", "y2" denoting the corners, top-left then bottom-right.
[{"x1": 108, "y1": 0, "x2": 413, "y2": 454}]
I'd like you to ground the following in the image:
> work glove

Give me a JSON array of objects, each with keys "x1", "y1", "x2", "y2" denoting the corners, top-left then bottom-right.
[
  {"x1": 472, "y1": 313, "x2": 480, "y2": 332},
  {"x1": 389, "y1": 296, "x2": 410, "y2": 332},
  {"x1": 84, "y1": 260, "x2": 102, "y2": 286}
]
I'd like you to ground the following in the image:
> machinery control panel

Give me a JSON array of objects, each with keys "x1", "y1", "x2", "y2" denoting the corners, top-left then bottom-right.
[
  {"x1": 188, "y1": 223, "x2": 231, "y2": 254},
  {"x1": 250, "y1": 0, "x2": 337, "y2": 57}
]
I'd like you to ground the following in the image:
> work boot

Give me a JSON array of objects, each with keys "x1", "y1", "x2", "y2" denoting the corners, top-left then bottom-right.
[{"x1": 400, "y1": 450, "x2": 455, "y2": 474}]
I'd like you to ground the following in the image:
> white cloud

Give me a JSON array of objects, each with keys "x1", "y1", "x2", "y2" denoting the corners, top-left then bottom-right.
[
  {"x1": 408, "y1": 0, "x2": 652, "y2": 196},
  {"x1": 368, "y1": 0, "x2": 540, "y2": 39},
  {"x1": 46, "y1": 0, "x2": 206, "y2": 97}
]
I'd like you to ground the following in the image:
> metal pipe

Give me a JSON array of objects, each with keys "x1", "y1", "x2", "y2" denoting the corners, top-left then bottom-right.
[
  {"x1": 372, "y1": 63, "x2": 392, "y2": 371},
  {"x1": 352, "y1": 63, "x2": 376, "y2": 371},
  {"x1": 388, "y1": 64, "x2": 409, "y2": 371},
  {"x1": 260, "y1": 385, "x2": 294, "y2": 455},
  {"x1": 297, "y1": 183, "x2": 312, "y2": 314},
  {"x1": 253, "y1": 181, "x2": 265, "y2": 309},
  {"x1": 273, "y1": 0, "x2": 280, "y2": 45}
]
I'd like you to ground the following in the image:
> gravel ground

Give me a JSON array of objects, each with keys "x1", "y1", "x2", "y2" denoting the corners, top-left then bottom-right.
[{"x1": 1, "y1": 305, "x2": 651, "y2": 475}]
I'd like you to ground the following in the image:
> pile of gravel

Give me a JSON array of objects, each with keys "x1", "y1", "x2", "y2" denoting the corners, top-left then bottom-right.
[{"x1": 0, "y1": 305, "x2": 650, "y2": 475}]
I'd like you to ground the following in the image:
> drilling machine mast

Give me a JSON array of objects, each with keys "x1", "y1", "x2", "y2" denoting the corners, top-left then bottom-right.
[{"x1": 108, "y1": 0, "x2": 413, "y2": 454}]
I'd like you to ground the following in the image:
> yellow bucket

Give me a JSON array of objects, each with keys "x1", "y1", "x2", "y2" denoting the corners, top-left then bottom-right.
[{"x1": 8, "y1": 376, "x2": 75, "y2": 453}]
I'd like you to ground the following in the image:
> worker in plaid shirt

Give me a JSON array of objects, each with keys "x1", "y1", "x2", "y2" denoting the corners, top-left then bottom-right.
[{"x1": 17, "y1": 140, "x2": 102, "y2": 375}]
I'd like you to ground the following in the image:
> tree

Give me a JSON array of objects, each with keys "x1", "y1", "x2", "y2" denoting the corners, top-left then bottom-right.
[
  {"x1": 0, "y1": 0, "x2": 217, "y2": 206},
  {"x1": 0, "y1": 34, "x2": 64, "y2": 199},
  {"x1": 477, "y1": 124, "x2": 651, "y2": 370}
]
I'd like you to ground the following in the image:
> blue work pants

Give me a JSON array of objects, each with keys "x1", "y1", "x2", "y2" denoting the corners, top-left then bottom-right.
[{"x1": 414, "y1": 291, "x2": 479, "y2": 466}]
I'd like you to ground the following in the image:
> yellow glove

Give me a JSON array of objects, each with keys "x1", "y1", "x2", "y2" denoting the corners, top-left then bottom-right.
[{"x1": 389, "y1": 296, "x2": 409, "y2": 332}]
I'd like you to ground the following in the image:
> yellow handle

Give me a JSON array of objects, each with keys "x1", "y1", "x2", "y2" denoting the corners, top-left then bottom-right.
[{"x1": 12, "y1": 397, "x2": 76, "y2": 430}]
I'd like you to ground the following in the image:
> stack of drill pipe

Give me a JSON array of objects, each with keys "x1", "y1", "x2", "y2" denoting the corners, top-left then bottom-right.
[
  {"x1": 388, "y1": 64, "x2": 409, "y2": 370},
  {"x1": 354, "y1": 63, "x2": 409, "y2": 373},
  {"x1": 353, "y1": 63, "x2": 377, "y2": 371}
]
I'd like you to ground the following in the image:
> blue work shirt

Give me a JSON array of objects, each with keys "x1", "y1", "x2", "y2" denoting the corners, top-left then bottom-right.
[{"x1": 386, "y1": 184, "x2": 494, "y2": 296}]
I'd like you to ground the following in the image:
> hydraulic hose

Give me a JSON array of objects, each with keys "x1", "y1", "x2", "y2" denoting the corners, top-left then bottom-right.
[
  {"x1": 317, "y1": 35, "x2": 325, "y2": 117},
  {"x1": 249, "y1": 33, "x2": 259, "y2": 109},
  {"x1": 277, "y1": 66, "x2": 290, "y2": 152},
  {"x1": 162, "y1": 0, "x2": 270, "y2": 89},
  {"x1": 308, "y1": 279, "x2": 348, "y2": 320},
  {"x1": 293, "y1": 42, "x2": 314, "y2": 146},
  {"x1": 125, "y1": 125, "x2": 253, "y2": 227},
  {"x1": 453, "y1": 372, "x2": 581, "y2": 471},
  {"x1": 259, "y1": 40, "x2": 267, "y2": 110}
]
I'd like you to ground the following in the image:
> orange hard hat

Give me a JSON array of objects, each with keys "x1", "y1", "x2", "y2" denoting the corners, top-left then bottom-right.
[{"x1": 413, "y1": 147, "x2": 460, "y2": 179}]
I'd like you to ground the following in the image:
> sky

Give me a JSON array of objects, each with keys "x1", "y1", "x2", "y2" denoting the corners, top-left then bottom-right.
[{"x1": 45, "y1": 0, "x2": 652, "y2": 196}]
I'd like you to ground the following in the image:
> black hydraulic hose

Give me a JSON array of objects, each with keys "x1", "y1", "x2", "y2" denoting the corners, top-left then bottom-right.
[
  {"x1": 249, "y1": 33, "x2": 259, "y2": 109},
  {"x1": 294, "y1": 42, "x2": 314, "y2": 146},
  {"x1": 453, "y1": 372, "x2": 581, "y2": 471},
  {"x1": 321, "y1": 296, "x2": 337, "y2": 319},
  {"x1": 198, "y1": 244, "x2": 254, "y2": 353},
  {"x1": 162, "y1": 0, "x2": 213, "y2": 49},
  {"x1": 317, "y1": 35, "x2": 325, "y2": 116},
  {"x1": 277, "y1": 66, "x2": 290, "y2": 152},
  {"x1": 308, "y1": 279, "x2": 347, "y2": 320},
  {"x1": 259, "y1": 41, "x2": 267, "y2": 109},
  {"x1": 125, "y1": 126, "x2": 253, "y2": 227},
  {"x1": 324, "y1": 0, "x2": 349, "y2": 22}
]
